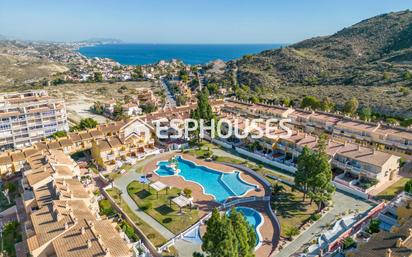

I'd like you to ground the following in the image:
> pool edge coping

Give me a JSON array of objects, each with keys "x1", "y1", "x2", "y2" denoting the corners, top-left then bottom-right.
[{"x1": 152, "y1": 154, "x2": 259, "y2": 203}]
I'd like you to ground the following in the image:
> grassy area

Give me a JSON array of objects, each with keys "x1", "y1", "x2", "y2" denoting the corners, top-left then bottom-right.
[
  {"x1": 271, "y1": 183, "x2": 318, "y2": 238},
  {"x1": 0, "y1": 221, "x2": 22, "y2": 257},
  {"x1": 0, "y1": 181, "x2": 18, "y2": 212},
  {"x1": 127, "y1": 181, "x2": 201, "y2": 234},
  {"x1": 187, "y1": 143, "x2": 293, "y2": 182},
  {"x1": 376, "y1": 177, "x2": 410, "y2": 201},
  {"x1": 186, "y1": 142, "x2": 318, "y2": 237},
  {"x1": 120, "y1": 163, "x2": 132, "y2": 170},
  {"x1": 106, "y1": 188, "x2": 169, "y2": 248}
]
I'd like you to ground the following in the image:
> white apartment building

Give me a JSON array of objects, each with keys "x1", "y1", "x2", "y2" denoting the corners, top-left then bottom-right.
[{"x1": 0, "y1": 90, "x2": 69, "y2": 150}]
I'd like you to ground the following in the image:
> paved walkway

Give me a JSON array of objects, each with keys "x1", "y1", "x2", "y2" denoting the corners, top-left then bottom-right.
[
  {"x1": 114, "y1": 154, "x2": 205, "y2": 257},
  {"x1": 113, "y1": 160, "x2": 176, "y2": 240},
  {"x1": 208, "y1": 145, "x2": 375, "y2": 257},
  {"x1": 275, "y1": 191, "x2": 374, "y2": 257}
]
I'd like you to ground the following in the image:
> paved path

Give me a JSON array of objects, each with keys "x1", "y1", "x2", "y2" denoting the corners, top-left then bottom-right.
[
  {"x1": 209, "y1": 145, "x2": 374, "y2": 257},
  {"x1": 113, "y1": 161, "x2": 175, "y2": 240},
  {"x1": 114, "y1": 154, "x2": 202, "y2": 257},
  {"x1": 276, "y1": 191, "x2": 374, "y2": 257}
]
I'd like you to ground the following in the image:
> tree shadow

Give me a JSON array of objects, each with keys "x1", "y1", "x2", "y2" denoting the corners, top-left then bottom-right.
[
  {"x1": 272, "y1": 191, "x2": 309, "y2": 219},
  {"x1": 136, "y1": 189, "x2": 151, "y2": 199},
  {"x1": 155, "y1": 204, "x2": 174, "y2": 216}
]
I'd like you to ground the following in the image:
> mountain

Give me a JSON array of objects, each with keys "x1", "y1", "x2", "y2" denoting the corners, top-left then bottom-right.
[
  {"x1": 222, "y1": 10, "x2": 412, "y2": 117},
  {"x1": 79, "y1": 38, "x2": 123, "y2": 44}
]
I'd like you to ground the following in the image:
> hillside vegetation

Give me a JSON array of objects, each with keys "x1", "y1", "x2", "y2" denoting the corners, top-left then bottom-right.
[{"x1": 223, "y1": 10, "x2": 412, "y2": 117}]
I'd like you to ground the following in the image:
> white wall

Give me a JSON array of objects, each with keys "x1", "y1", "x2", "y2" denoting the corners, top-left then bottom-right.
[{"x1": 333, "y1": 181, "x2": 369, "y2": 199}]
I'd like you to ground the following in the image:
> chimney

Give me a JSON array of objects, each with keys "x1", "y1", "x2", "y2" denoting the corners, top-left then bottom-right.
[
  {"x1": 104, "y1": 248, "x2": 110, "y2": 256},
  {"x1": 386, "y1": 248, "x2": 392, "y2": 257},
  {"x1": 64, "y1": 222, "x2": 69, "y2": 230},
  {"x1": 87, "y1": 239, "x2": 92, "y2": 249},
  {"x1": 97, "y1": 234, "x2": 102, "y2": 244},
  {"x1": 396, "y1": 238, "x2": 403, "y2": 247},
  {"x1": 81, "y1": 227, "x2": 85, "y2": 235}
]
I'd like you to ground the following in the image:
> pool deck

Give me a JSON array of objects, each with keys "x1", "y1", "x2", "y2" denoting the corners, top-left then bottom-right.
[
  {"x1": 143, "y1": 153, "x2": 266, "y2": 215},
  {"x1": 143, "y1": 152, "x2": 277, "y2": 257},
  {"x1": 198, "y1": 201, "x2": 277, "y2": 257},
  {"x1": 238, "y1": 202, "x2": 277, "y2": 257}
]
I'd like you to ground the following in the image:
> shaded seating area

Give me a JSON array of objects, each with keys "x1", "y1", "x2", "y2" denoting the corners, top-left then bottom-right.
[
  {"x1": 170, "y1": 195, "x2": 192, "y2": 213},
  {"x1": 149, "y1": 180, "x2": 169, "y2": 199}
]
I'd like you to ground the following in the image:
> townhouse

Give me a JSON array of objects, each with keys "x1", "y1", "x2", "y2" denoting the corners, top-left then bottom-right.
[
  {"x1": 224, "y1": 99, "x2": 412, "y2": 155},
  {"x1": 0, "y1": 119, "x2": 156, "y2": 177},
  {"x1": 19, "y1": 148, "x2": 132, "y2": 257},
  {"x1": 217, "y1": 111, "x2": 401, "y2": 188}
]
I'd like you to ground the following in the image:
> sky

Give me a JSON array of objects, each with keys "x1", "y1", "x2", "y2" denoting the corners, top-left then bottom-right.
[{"x1": 0, "y1": 0, "x2": 411, "y2": 44}]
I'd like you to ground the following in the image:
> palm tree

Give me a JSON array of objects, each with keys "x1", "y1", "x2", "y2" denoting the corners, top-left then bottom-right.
[{"x1": 272, "y1": 183, "x2": 285, "y2": 201}]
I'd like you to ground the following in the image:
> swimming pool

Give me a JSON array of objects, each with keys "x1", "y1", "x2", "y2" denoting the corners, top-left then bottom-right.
[
  {"x1": 228, "y1": 207, "x2": 263, "y2": 247},
  {"x1": 154, "y1": 156, "x2": 256, "y2": 202}
]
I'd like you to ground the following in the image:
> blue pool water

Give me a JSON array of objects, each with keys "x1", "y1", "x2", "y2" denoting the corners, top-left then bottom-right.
[
  {"x1": 228, "y1": 207, "x2": 263, "y2": 246},
  {"x1": 154, "y1": 156, "x2": 256, "y2": 202}
]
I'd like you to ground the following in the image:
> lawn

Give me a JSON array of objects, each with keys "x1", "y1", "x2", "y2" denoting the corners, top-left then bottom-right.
[
  {"x1": 127, "y1": 181, "x2": 201, "y2": 234},
  {"x1": 376, "y1": 177, "x2": 410, "y2": 201},
  {"x1": 271, "y1": 183, "x2": 318, "y2": 238},
  {"x1": 0, "y1": 221, "x2": 22, "y2": 257},
  {"x1": 187, "y1": 143, "x2": 317, "y2": 237},
  {"x1": 187, "y1": 142, "x2": 294, "y2": 183},
  {"x1": 0, "y1": 181, "x2": 18, "y2": 212},
  {"x1": 106, "y1": 188, "x2": 169, "y2": 249}
]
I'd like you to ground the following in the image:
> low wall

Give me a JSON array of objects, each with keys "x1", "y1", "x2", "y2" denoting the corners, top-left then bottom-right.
[
  {"x1": 204, "y1": 135, "x2": 232, "y2": 149},
  {"x1": 235, "y1": 148, "x2": 297, "y2": 174},
  {"x1": 204, "y1": 136, "x2": 297, "y2": 174},
  {"x1": 333, "y1": 181, "x2": 369, "y2": 199},
  {"x1": 101, "y1": 188, "x2": 161, "y2": 257},
  {"x1": 327, "y1": 202, "x2": 386, "y2": 252}
]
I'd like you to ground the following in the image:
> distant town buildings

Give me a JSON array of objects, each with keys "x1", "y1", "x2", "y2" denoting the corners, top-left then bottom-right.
[{"x1": 0, "y1": 90, "x2": 68, "y2": 150}]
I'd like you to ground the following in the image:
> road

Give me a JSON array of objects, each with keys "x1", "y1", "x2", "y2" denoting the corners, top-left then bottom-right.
[
  {"x1": 276, "y1": 191, "x2": 373, "y2": 257},
  {"x1": 159, "y1": 77, "x2": 176, "y2": 108},
  {"x1": 209, "y1": 145, "x2": 374, "y2": 257}
]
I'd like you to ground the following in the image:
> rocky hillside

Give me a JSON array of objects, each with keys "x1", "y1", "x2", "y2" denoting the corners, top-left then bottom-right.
[
  {"x1": 227, "y1": 10, "x2": 412, "y2": 89},
  {"x1": 217, "y1": 10, "x2": 412, "y2": 117}
]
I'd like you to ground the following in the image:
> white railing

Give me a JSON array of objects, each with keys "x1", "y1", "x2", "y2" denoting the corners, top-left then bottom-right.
[
  {"x1": 222, "y1": 196, "x2": 270, "y2": 209},
  {"x1": 157, "y1": 211, "x2": 213, "y2": 253}
]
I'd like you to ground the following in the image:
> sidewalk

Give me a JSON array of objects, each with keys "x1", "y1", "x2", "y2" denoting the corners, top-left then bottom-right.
[{"x1": 113, "y1": 170, "x2": 175, "y2": 240}]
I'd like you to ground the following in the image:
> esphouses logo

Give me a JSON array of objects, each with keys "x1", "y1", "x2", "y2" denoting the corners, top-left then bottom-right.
[{"x1": 153, "y1": 118, "x2": 292, "y2": 140}]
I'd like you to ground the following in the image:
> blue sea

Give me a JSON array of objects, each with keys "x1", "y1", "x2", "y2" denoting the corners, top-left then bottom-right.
[{"x1": 78, "y1": 44, "x2": 282, "y2": 65}]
